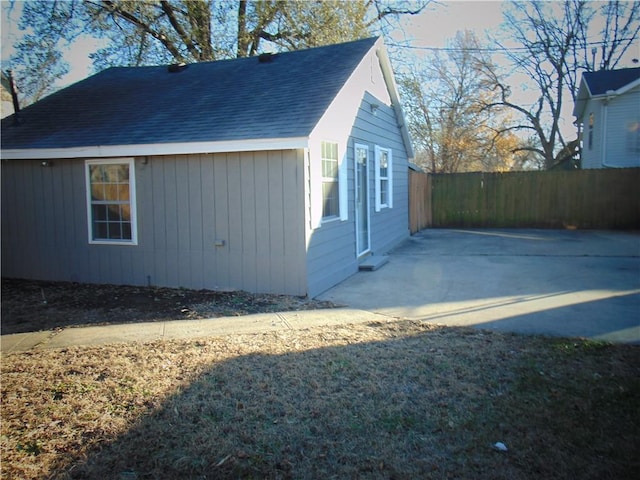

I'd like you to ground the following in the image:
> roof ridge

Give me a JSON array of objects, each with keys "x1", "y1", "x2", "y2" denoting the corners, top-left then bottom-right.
[{"x1": 99, "y1": 36, "x2": 380, "y2": 72}]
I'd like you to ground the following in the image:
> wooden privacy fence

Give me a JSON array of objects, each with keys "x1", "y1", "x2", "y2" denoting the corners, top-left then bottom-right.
[
  {"x1": 409, "y1": 169, "x2": 432, "y2": 233},
  {"x1": 409, "y1": 168, "x2": 640, "y2": 232}
]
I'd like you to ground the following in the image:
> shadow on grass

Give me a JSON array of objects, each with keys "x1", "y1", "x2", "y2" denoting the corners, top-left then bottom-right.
[{"x1": 52, "y1": 324, "x2": 640, "y2": 480}]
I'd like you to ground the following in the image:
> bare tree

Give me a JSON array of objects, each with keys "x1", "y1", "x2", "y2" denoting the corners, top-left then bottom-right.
[
  {"x1": 5, "y1": 0, "x2": 431, "y2": 105},
  {"x1": 581, "y1": 0, "x2": 640, "y2": 72},
  {"x1": 401, "y1": 31, "x2": 524, "y2": 173},
  {"x1": 482, "y1": 0, "x2": 639, "y2": 170}
]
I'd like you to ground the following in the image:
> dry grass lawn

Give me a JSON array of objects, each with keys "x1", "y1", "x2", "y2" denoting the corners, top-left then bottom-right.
[{"x1": 2, "y1": 320, "x2": 639, "y2": 479}]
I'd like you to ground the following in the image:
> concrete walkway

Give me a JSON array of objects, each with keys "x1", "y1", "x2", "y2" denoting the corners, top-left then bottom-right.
[
  {"x1": 3, "y1": 229, "x2": 639, "y2": 353},
  {"x1": 1, "y1": 308, "x2": 384, "y2": 354}
]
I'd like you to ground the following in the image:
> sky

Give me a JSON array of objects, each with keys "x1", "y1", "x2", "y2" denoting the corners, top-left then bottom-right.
[
  {"x1": 0, "y1": 0, "x2": 510, "y2": 120},
  {"x1": 1, "y1": 1, "x2": 509, "y2": 87},
  {"x1": 1, "y1": 0, "x2": 638, "y2": 133},
  {"x1": 401, "y1": 0, "x2": 505, "y2": 48}
]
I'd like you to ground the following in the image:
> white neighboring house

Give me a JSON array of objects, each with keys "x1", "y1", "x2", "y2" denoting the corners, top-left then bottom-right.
[{"x1": 573, "y1": 67, "x2": 640, "y2": 169}]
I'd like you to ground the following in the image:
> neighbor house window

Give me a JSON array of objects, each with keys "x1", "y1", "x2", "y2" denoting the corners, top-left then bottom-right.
[
  {"x1": 588, "y1": 112, "x2": 594, "y2": 150},
  {"x1": 627, "y1": 121, "x2": 640, "y2": 154},
  {"x1": 375, "y1": 146, "x2": 393, "y2": 211},
  {"x1": 321, "y1": 141, "x2": 340, "y2": 219},
  {"x1": 85, "y1": 158, "x2": 137, "y2": 245}
]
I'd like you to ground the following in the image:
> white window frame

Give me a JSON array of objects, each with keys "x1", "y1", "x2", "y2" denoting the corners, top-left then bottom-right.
[
  {"x1": 320, "y1": 140, "x2": 348, "y2": 223},
  {"x1": 85, "y1": 158, "x2": 138, "y2": 245},
  {"x1": 374, "y1": 145, "x2": 393, "y2": 211}
]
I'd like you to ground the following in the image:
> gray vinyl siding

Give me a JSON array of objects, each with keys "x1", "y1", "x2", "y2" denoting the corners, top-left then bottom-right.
[
  {"x1": 1, "y1": 158, "x2": 90, "y2": 282},
  {"x1": 305, "y1": 142, "x2": 359, "y2": 298},
  {"x1": 580, "y1": 98, "x2": 603, "y2": 169},
  {"x1": 604, "y1": 87, "x2": 640, "y2": 168},
  {"x1": 353, "y1": 93, "x2": 409, "y2": 254},
  {"x1": 1, "y1": 150, "x2": 308, "y2": 295},
  {"x1": 306, "y1": 92, "x2": 410, "y2": 297},
  {"x1": 306, "y1": 219, "x2": 359, "y2": 298},
  {"x1": 581, "y1": 87, "x2": 640, "y2": 169}
]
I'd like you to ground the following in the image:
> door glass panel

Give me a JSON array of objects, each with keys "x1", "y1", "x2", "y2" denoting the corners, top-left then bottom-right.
[{"x1": 356, "y1": 147, "x2": 369, "y2": 255}]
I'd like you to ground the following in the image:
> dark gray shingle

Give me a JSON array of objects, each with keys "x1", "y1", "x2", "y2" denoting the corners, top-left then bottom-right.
[
  {"x1": 583, "y1": 67, "x2": 640, "y2": 96},
  {"x1": 2, "y1": 37, "x2": 378, "y2": 151}
]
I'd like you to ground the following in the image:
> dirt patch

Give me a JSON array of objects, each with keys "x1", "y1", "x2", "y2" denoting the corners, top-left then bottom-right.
[{"x1": 1, "y1": 278, "x2": 338, "y2": 335}]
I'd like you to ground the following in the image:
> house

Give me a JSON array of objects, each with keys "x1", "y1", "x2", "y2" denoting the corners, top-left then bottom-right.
[
  {"x1": 573, "y1": 67, "x2": 640, "y2": 169},
  {"x1": 1, "y1": 37, "x2": 413, "y2": 297}
]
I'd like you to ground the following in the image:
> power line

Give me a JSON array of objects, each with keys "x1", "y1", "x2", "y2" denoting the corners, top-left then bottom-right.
[
  {"x1": 388, "y1": 42, "x2": 526, "y2": 53},
  {"x1": 387, "y1": 38, "x2": 638, "y2": 54}
]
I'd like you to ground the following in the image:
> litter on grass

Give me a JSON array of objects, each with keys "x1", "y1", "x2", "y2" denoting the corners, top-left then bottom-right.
[{"x1": 493, "y1": 442, "x2": 508, "y2": 452}]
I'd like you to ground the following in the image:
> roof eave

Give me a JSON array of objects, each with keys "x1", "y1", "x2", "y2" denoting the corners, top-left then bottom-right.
[
  {"x1": 585, "y1": 75, "x2": 640, "y2": 100},
  {"x1": 607, "y1": 76, "x2": 640, "y2": 96},
  {"x1": 573, "y1": 75, "x2": 640, "y2": 119},
  {"x1": 0, "y1": 137, "x2": 310, "y2": 160},
  {"x1": 376, "y1": 41, "x2": 415, "y2": 160},
  {"x1": 573, "y1": 77, "x2": 590, "y2": 118}
]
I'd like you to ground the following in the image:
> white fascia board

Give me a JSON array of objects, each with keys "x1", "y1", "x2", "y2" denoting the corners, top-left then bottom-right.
[
  {"x1": 1, "y1": 136, "x2": 309, "y2": 160},
  {"x1": 572, "y1": 78, "x2": 591, "y2": 119},
  {"x1": 376, "y1": 41, "x2": 415, "y2": 160},
  {"x1": 608, "y1": 77, "x2": 640, "y2": 96},
  {"x1": 309, "y1": 40, "x2": 387, "y2": 143},
  {"x1": 588, "y1": 77, "x2": 640, "y2": 101}
]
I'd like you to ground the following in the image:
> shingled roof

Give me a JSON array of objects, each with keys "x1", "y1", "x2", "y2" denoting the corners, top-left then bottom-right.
[
  {"x1": 2, "y1": 37, "x2": 380, "y2": 155},
  {"x1": 582, "y1": 67, "x2": 640, "y2": 96},
  {"x1": 573, "y1": 67, "x2": 640, "y2": 119}
]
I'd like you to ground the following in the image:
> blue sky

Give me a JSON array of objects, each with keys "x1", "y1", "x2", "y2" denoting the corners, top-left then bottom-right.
[
  {"x1": 1, "y1": 0, "x2": 637, "y2": 136},
  {"x1": 1, "y1": 1, "x2": 509, "y2": 87}
]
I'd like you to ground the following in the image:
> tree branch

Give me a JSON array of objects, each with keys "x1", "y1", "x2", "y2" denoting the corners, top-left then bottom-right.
[
  {"x1": 160, "y1": 0, "x2": 199, "y2": 60},
  {"x1": 100, "y1": 0, "x2": 184, "y2": 61},
  {"x1": 366, "y1": 0, "x2": 431, "y2": 27},
  {"x1": 511, "y1": 145, "x2": 546, "y2": 157}
]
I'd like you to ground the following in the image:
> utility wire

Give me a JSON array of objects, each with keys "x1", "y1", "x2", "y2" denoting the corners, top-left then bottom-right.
[{"x1": 387, "y1": 38, "x2": 638, "y2": 53}]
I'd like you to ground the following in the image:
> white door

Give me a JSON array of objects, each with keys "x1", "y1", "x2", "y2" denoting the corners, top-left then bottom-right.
[{"x1": 355, "y1": 144, "x2": 370, "y2": 256}]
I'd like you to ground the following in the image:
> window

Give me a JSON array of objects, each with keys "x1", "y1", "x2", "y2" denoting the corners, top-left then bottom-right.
[
  {"x1": 321, "y1": 141, "x2": 340, "y2": 219},
  {"x1": 627, "y1": 121, "x2": 640, "y2": 154},
  {"x1": 588, "y1": 112, "x2": 594, "y2": 150},
  {"x1": 86, "y1": 158, "x2": 137, "y2": 244},
  {"x1": 375, "y1": 146, "x2": 393, "y2": 211}
]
